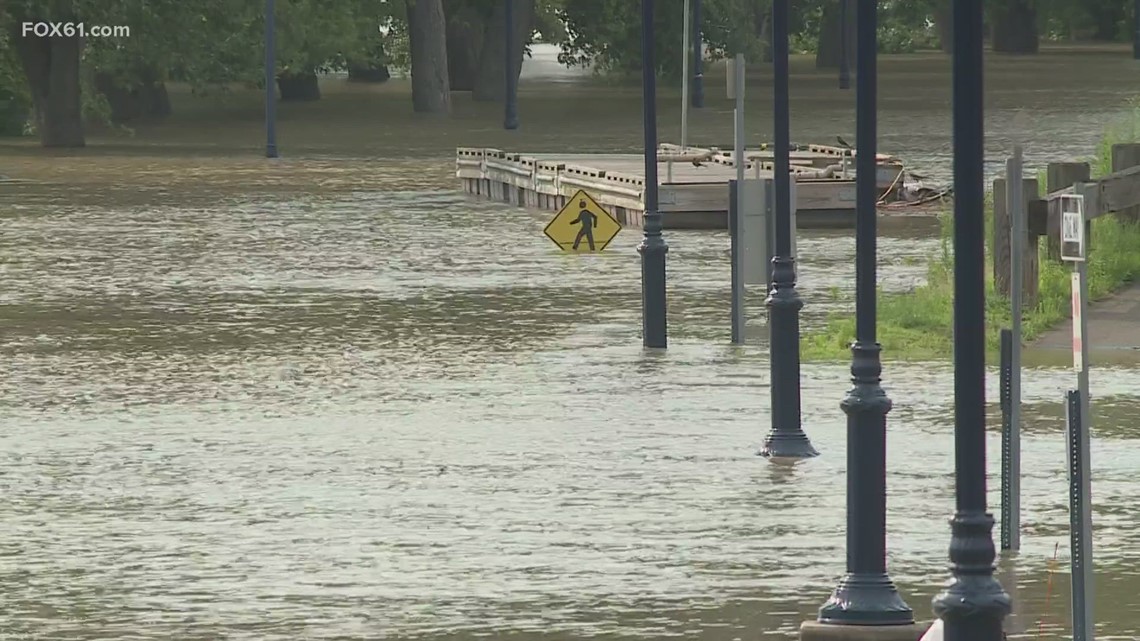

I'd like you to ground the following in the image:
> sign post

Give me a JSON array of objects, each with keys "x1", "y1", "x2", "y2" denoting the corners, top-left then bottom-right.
[
  {"x1": 1060, "y1": 192, "x2": 1094, "y2": 641},
  {"x1": 728, "y1": 53, "x2": 746, "y2": 344},
  {"x1": 1002, "y1": 145, "x2": 1025, "y2": 552}
]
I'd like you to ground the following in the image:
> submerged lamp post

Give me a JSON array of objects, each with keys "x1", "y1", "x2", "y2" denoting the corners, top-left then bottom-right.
[
  {"x1": 838, "y1": 0, "x2": 851, "y2": 90},
  {"x1": 761, "y1": 0, "x2": 816, "y2": 459},
  {"x1": 640, "y1": 0, "x2": 668, "y2": 349},
  {"x1": 264, "y1": 0, "x2": 278, "y2": 158},
  {"x1": 931, "y1": 0, "x2": 1012, "y2": 638},
  {"x1": 691, "y1": 0, "x2": 704, "y2": 108},
  {"x1": 504, "y1": 0, "x2": 519, "y2": 130},
  {"x1": 816, "y1": 1, "x2": 913, "y2": 626}
]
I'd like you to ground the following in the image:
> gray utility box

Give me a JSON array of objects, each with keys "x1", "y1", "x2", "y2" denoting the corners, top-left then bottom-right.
[{"x1": 738, "y1": 177, "x2": 796, "y2": 286}]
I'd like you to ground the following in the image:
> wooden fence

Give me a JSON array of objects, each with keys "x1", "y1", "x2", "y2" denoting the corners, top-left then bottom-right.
[{"x1": 993, "y1": 143, "x2": 1140, "y2": 306}]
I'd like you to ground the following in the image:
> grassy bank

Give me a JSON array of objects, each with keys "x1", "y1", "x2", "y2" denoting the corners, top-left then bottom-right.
[{"x1": 802, "y1": 107, "x2": 1140, "y2": 362}]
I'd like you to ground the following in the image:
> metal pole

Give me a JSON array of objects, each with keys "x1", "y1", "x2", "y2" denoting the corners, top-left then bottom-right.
[
  {"x1": 671, "y1": 0, "x2": 691, "y2": 185},
  {"x1": 1000, "y1": 328, "x2": 1013, "y2": 550},
  {"x1": 734, "y1": 54, "x2": 744, "y2": 193},
  {"x1": 818, "y1": 1, "x2": 912, "y2": 624},
  {"x1": 264, "y1": 0, "x2": 278, "y2": 159},
  {"x1": 1065, "y1": 386, "x2": 1094, "y2": 641},
  {"x1": 691, "y1": 0, "x2": 704, "y2": 108},
  {"x1": 932, "y1": 0, "x2": 1012, "y2": 637},
  {"x1": 1067, "y1": 255, "x2": 1094, "y2": 634},
  {"x1": 504, "y1": 0, "x2": 519, "y2": 130},
  {"x1": 681, "y1": 0, "x2": 690, "y2": 149},
  {"x1": 640, "y1": 0, "x2": 668, "y2": 349},
  {"x1": 730, "y1": 53, "x2": 745, "y2": 345},
  {"x1": 1007, "y1": 146, "x2": 1024, "y2": 552},
  {"x1": 761, "y1": 0, "x2": 816, "y2": 459},
  {"x1": 1076, "y1": 259, "x2": 1094, "y2": 641},
  {"x1": 730, "y1": 179, "x2": 744, "y2": 344},
  {"x1": 838, "y1": 0, "x2": 851, "y2": 90}
]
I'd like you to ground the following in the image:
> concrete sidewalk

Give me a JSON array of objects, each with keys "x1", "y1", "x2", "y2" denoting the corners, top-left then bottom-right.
[{"x1": 1030, "y1": 280, "x2": 1140, "y2": 356}]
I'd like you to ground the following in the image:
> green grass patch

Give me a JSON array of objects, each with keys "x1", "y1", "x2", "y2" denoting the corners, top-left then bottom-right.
[{"x1": 803, "y1": 103, "x2": 1140, "y2": 362}]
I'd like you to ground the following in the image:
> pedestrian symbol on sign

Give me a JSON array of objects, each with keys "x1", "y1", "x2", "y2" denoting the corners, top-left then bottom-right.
[{"x1": 569, "y1": 199, "x2": 598, "y2": 251}]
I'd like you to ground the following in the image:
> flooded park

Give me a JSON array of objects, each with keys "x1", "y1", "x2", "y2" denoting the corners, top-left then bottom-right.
[{"x1": 3, "y1": 43, "x2": 1140, "y2": 639}]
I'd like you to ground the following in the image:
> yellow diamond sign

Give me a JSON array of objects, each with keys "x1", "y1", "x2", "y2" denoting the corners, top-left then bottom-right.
[{"x1": 543, "y1": 189, "x2": 622, "y2": 252}]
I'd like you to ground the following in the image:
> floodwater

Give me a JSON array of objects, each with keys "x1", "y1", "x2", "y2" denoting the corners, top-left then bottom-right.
[{"x1": 2, "y1": 46, "x2": 1140, "y2": 640}]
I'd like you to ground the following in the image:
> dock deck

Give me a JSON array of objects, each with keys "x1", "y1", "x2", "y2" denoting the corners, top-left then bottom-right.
[{"x1": 455, "y1": 144, "x2": 907, "y2": 229}]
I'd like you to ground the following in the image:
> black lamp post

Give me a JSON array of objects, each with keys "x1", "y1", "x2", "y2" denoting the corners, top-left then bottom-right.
[
  {"x1": 640, "y1": 0, "x2": 668, "y2": 349},
  {"x1": 817, "y1": 1, "x2": 912, "y2": 625},
  {"x1": 838, "y1": 0, "x2": 851, "y2": 90},
  {"x1": 761, "y1": 0, "x2": 816, "y2": 459},
  {"x1": 264, "y1": 0, "x2": 278, "y2": 158},
  {"x1": 931, "y1": 0, "x2": 1012, "y2": 638},
  {"x1": 691, "y1": 0, "x2": 704, "y2": 108},
  {"x1": 504, "y1": 0, "x2": 519, "y2": 130}
]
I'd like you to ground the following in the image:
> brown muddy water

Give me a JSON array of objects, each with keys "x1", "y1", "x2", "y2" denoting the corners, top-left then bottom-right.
[{"x1": 2, "y1": 46, "x2": 1140, "y2": 640}]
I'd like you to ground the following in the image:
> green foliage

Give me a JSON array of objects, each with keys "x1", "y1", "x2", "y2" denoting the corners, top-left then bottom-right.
[
  {"x1": 804, "y1": 106, "x2": 1140, "y2": 362},
  {"x1": 0, "y1": 31, "x2": 32, "y2": 136},
  {"x1": 803, "y1": 214, "x2": 1140, "y2": 362}
]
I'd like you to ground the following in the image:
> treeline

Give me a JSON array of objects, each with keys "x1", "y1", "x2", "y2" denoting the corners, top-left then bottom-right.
[{"x1": 0, "y1": 0, "x2": 1136, "y2": 148}]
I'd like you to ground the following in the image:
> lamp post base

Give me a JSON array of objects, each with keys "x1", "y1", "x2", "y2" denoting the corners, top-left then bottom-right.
[
  {"x1": 800, "y1": 621, "x2": 931, "y2": 641},
  {"x1": 759, "y1": 431, "x2": 818, "y2": 458},
  {"x1": 818, "y1": 573, "x2": 914, "y2": 626}
]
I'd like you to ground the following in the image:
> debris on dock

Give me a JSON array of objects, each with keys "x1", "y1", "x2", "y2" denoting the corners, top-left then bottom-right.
[{"x1": 456, "y1": 143, "x2": 924, "y2": 230}]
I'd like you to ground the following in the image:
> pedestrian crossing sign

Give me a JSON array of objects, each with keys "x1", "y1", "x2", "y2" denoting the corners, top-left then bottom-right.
[{"x1": 543, "y1": 189, "x2": 622, "y2": 252}]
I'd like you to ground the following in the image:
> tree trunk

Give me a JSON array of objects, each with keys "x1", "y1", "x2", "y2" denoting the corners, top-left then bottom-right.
[
  {"x1": 471, "y1": 0, "x2": 534, "y2": 102},
  {"x1": 991, "y1": 0, "x2": 1038, "y2": 54},
  {"x1": 445, "y1": 1, "x2": 483, "y2": 92},
  {"x1": 1089, "y1": 2, "x2": 1126, "y2": 41},
  {"x1": 94, "y1": 69, "x2": 171, "y2": 123},
  {"x1": 10, "y1": 24, "x2": 85, "y2": 147},
  {"x1": 934, "y1": 1, "x2": 953, "y2": 54},
  {"x1": 815, "y1": 1, "x2": 855, "y2": 69},
  {"x1": 277, "y1": 71, "x2": 321, "y2": 101},
  {"x1": 407, "y1": 0, "x2": 451, "y2": 114},
  {"x1": 754, "y1": 3, "x2": 772, "y2": 63}
]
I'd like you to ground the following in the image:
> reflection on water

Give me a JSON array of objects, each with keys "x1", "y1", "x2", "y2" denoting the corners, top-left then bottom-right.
[{"x1": 1, "y1": 46, "x2": 1139, "y2": 640}]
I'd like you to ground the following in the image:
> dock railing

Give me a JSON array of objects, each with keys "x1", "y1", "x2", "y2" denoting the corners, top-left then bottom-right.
[{"x1": 994, "y1": 142, "x2": 1140, "y2": 307}]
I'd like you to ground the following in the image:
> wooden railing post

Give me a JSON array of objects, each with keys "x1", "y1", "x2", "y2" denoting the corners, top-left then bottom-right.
[
  {"x1": 1046, "y1": 162, "x2": 1090, "y2": 260},
  {"x1": 1111, "y1": 143, "x2": 1140, "y2": 224},
  {"x1": 993, "y1": 176, "x2": 1040, "y2": 306}
]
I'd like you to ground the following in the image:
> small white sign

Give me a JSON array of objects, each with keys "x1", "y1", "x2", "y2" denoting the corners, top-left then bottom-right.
[{"x1": 1060, "y1": 194, "x2": 1085, "y2": 262}]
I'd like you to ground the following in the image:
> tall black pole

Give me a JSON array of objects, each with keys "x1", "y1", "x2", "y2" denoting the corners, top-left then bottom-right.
[
  {"x1": 691, "y1": 0, "x2": 704, "y2": 108},
  {"x1": 1134, "y1": 0, "x2": 1140, "y2": 59},
  {"x1": 504, "y1": 0, "x2": 520, "y2": 130},
  {"x1": 817, "y1": 2, "x2": 912, "y2": 625},
  {"x1": 640, "y1": 0, "x2": 668, "y2": 349},
  {"x1": 761, "y1": 0, "x2": 816, "y2": 459},
  {"x1": 838, "y1": 0, "x2": 851, "y2": 90},
  {"x1": 931, "y1": 0, "x2": 1012, "y2": 638},
  {"x1": 264, "y1": 0, "x2": 278, "y2": 158}
]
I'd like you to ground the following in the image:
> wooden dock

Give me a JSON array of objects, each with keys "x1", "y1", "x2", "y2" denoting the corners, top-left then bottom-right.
[{"x1": 455, "y1": 143, "x2": 907, "y2": 229}]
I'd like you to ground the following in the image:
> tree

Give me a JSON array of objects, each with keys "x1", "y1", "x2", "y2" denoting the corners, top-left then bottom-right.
[
  {"x1": 0, "y1": 30, "x2": 32, "y2": 135},
  {"x1": 4, "y1": 0, "x2": 85, "y2": 146},
  {"x1": 990, "y1": 0, "x2": 1039, "y2": 53},
  {"x1": 407, "y1": 0, "x2": 451, "y2": 114},
  {"x1": 445, "y1": 0, "x2": 484, "y2": 91},
  {"x1": 472, "y1": 0, "x2": 535, "y2": 101},
  {"x1": 815, "y1": 1, "x2": 855, "y2": 69}
]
